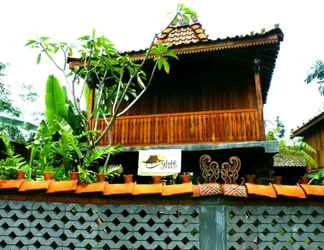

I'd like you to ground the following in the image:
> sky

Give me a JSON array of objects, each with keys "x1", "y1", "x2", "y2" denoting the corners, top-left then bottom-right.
[{"x1": 1, "y1": 0, "x2": 324, "y2": 134}]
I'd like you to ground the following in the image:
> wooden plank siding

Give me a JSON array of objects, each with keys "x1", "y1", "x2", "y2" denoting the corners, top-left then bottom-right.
[
  {"x1": 95, "y1": 109, "x2": 262, "y2": 146},
  {"x1": 303, "y1": 124, "x2": 324, "y2": 168}
]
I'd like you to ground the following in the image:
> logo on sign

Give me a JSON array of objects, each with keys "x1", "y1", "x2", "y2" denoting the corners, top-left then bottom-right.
[{"x1": 138, "y1": 149, "x2": 182, "y2": 176}]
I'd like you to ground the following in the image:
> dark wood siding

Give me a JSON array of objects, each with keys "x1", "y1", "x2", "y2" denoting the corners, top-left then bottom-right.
[{"x1": 303, "y1": 121, "x2": 324, "y2": 168}]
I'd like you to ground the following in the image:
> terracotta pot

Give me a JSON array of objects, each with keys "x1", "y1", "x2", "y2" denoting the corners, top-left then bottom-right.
[
  {"x1": 272, "y1": 175, "x2": 283, "y2": 184},
  {"x1": 152, "y1": 176, "x2": 161, "y2": 184},
  {"x1": 17, "y1": 170, "x2": 25, "y2": 180},
  {"x1": 97, "y1": 173, "x2": 105, "y2": 182},
  {"x1": 245, "y1": 174, "x2": 256, "y2": 184},
  {"x1": 70, "y1": 171, "x2": 79, "y2": 181},
  {"x1": 43, "y1": 172, "x2": 53, "y2": 181},
  {"x1": 299, "y1": 176, "x2": 309, "y2": 184},
  {"x1": 123, "y1": 174, "x2": 133, "y2": 183},
  {"x1": 181, "y1": 175, "x2": 190, "y2": 183}
]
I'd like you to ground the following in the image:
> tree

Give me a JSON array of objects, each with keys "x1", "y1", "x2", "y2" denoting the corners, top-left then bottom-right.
[
  {"x1": 26, "y1": 4, "x2": 196, "y2": 167},
  {"x1": 0, "y1": 63, "x2": 37, "y2": 142},
  {"x1": 305, "y1": 60, "x2": 324, "y2": 95}
]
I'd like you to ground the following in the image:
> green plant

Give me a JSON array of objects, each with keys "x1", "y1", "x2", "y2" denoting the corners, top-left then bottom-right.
[
  {"x1": 77, "y1": 165, "x2": 96, "y2": 184},
  {"x1": 0, "y1": 132, "x2": 28, "y2": 179},
  {"x1": 267, "y1": 120, "x2": 317, "y2": 169},
  {"x1": 25, "y1": 5, "x2": 197, "y2": 168},
  {"x1": 98, "y1": 164, "x2": 123, "y2": 180},
  {"x1": 308, "y1": 168, "x2": 324, "y2": 185},
  {"x1": 278, "y1": 138, "x2": 317, "y2": 169}
]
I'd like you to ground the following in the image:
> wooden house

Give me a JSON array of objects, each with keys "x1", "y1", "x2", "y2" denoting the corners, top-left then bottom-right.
[
  {"x1": 94, "y1": 23, "x2": 283, "y2": 148},
  {"x1": 88, "y1": 18, "x2": 283, "y2": 182},
  {"x1": 2, "y1": 14, "x2": 324, "y2": 250},
  {"x1": 293, "y1": 111, "x2": 324, "y2": 168},
  {"x1": 67, "y1": 15, "x2": 284, "y2": 180}
]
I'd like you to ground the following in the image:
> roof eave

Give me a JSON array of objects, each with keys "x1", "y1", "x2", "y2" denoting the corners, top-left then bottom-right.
[{"x1": 293, "y1": 111, "x2": 324, "y2": 137}]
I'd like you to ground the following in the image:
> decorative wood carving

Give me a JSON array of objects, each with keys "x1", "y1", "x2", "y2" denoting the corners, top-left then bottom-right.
[
  {"x1": 199, "y1": 155, "x2": 241, "y2": 184},
  {"x1": 220, "y1": 156, "x2": 241, "y2": 184},
  {"x1": 199, "y1": 154, "x2": 220, "y2": 183}
]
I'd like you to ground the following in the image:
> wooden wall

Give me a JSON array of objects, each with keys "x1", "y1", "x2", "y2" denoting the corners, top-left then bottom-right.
[
  {"x1": 303, "y1": 121, "x2": 324, "y2": 168},
  {"x1": 95, "y1": 55, "x2": 265, "y2": 146},
  {"x1": 126, "y1": 59, "x2": 257, "y2": 115}
]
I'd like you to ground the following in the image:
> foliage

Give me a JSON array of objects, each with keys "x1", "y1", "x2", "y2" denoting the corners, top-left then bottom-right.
[
  {"x1": 45, "y1": 75, "x2": 68, "y2": 131},
  {"x1": 19, "y1": 5, "x2": 196, "y2": 181},
  {"x1": 305, "y1": 60, "x2": 324, "y2": 95},
  {"x1": 267, "y1": 117, "x2": 317, "y2": 169},
  {"x1": 0, "y1": 63, "x2": 21, "y2": 117},
  {"x1": 308, "y1": 168, "x2": 324, "y2": 185},
  {"x1": 0, "y1": 132, "x2": 28, "y2": 179},
  {"x1": 25, "y1": 4, "x2": 195, "y2": 152},
  {"x1": 0, "y1": 63, "x2": 38, "y2": 143},
  {"x1": 278, "y1": 138, "x2": 317, "y2": 169},
  {"x1": 77, "y1": 165, "x2": 96, "y2": 184},
  {"x1": 171, "y1": 3, "x2": 198, "y2": 26},
  {"x1": 98, "y1": 164, "x2": 123, "y2": 180}
]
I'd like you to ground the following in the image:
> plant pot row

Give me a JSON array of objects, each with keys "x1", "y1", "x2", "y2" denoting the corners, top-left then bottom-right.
[{"x1": 14, "y1": 172, "x2": 192, "y2": 184}]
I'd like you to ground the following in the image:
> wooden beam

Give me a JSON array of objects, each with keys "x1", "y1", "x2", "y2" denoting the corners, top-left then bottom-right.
[{"x1": 254, "y1": 60, "x2": 265, "y2": 139}]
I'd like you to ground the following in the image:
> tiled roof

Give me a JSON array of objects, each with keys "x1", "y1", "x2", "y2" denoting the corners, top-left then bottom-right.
[
  {"x1": 155, "y1": 23, "x2": 208, "y2": 47},
  {"x1": 0, "y1": 179, "x2": 324, "y2": 199},
  {"x1": 273, "y1": 152, "x2": 306, "y2": 167}
]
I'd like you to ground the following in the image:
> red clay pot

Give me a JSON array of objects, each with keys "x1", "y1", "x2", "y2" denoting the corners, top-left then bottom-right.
[
  {"x1": 97, "y1": 173, "x2": 105, "y2": 182},
  {"x1": 181, "y1": 175, "x2": 190, "y2": 183},
  {"x1": 299, "y1": 176, "x2": 309, "y2": 184},
  {"x1": 70, "y1": 171, "x2": 79, "y2": 181},
  {"x1": 43, "y1": 172, "x2": 53, "y2": 181},
  {"x1": 123, "y1": 174, "x2": 133, "y2": 184},
  {"x1": 152, "y1": 176, "x2": 161, "y2": 184},
  {"x1": 17, "y1": 170, "x2": 25, "y2": 180}
]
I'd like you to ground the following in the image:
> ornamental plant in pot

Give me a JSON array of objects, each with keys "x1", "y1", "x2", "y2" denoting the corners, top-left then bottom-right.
[
  {"x1": 98, "y1": 164, "x2": 123, "y2": 182},
  {"x1": 42, "y1": 166, "x2": 56, "y2": 180}
]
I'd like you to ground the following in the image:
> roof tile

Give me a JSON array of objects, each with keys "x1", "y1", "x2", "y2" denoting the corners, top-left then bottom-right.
[
  {"x1": 47, "y1": 180, "x2": 77, "y2": 193},
  {"x1": 132, "y1": 183, "x2": 162, "y2": 195},
  {"x1": 300, "y1": 184, "x2": 324, "y2": 196},
  {"x1": 161, "y1": 183, "x2": 193, "y2": 196},
  {"x1": 19, "y1": 181, "x2": 51, "y2": 192},
  {"x1": 272, "y1": 184, "x2": 306, "y2": 198},
  {"x1": 246, "y1": 183, "x2": 277, "y2": 198},
  {"x1": 155, "y1": 22, "x2": 208, "y2": 47},
  {"x1": 0, "y1": 179, "x2": 24, "y2": 189},
  {"x1": 75, "y1": 182, "x2": 105, "y2": 194},
  {"x1": 103, "y1": 183, "x2": 134, "y2": 196}
]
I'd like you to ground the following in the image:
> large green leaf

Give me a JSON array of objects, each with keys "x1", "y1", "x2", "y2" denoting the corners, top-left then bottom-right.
[{"x1": 45, "y1": 75, "x2": 68, "y2": 131}]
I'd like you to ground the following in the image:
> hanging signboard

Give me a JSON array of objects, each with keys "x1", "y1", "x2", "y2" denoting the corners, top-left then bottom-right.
[{"x1": 138, "y1": 149, "x2": 182, "y2": 176}]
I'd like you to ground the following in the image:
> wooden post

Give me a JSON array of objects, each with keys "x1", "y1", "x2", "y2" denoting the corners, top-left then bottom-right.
[{"x1": 254, "y1": 59, "x2": 265, "y2": 139}]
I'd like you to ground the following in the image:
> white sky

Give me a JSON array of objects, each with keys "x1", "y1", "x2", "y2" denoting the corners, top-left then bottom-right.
[{"x1": 1, "y1": 0, "x2": 324, "y2": 134}]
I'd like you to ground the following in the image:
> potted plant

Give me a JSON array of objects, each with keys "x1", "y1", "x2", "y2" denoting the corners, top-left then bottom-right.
[
  {"x1": 43, "y1": 166, "x2": 55, "y2": 180},
  {"x1": 77, "y1": 166, "x2": 96, "y2": 184},
  {"x1": 98, "y1": 164, "x2": 123, "y2": 182},
  {"x1": 124, "y1": 174, "x2": 133, "y2": 184}
]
